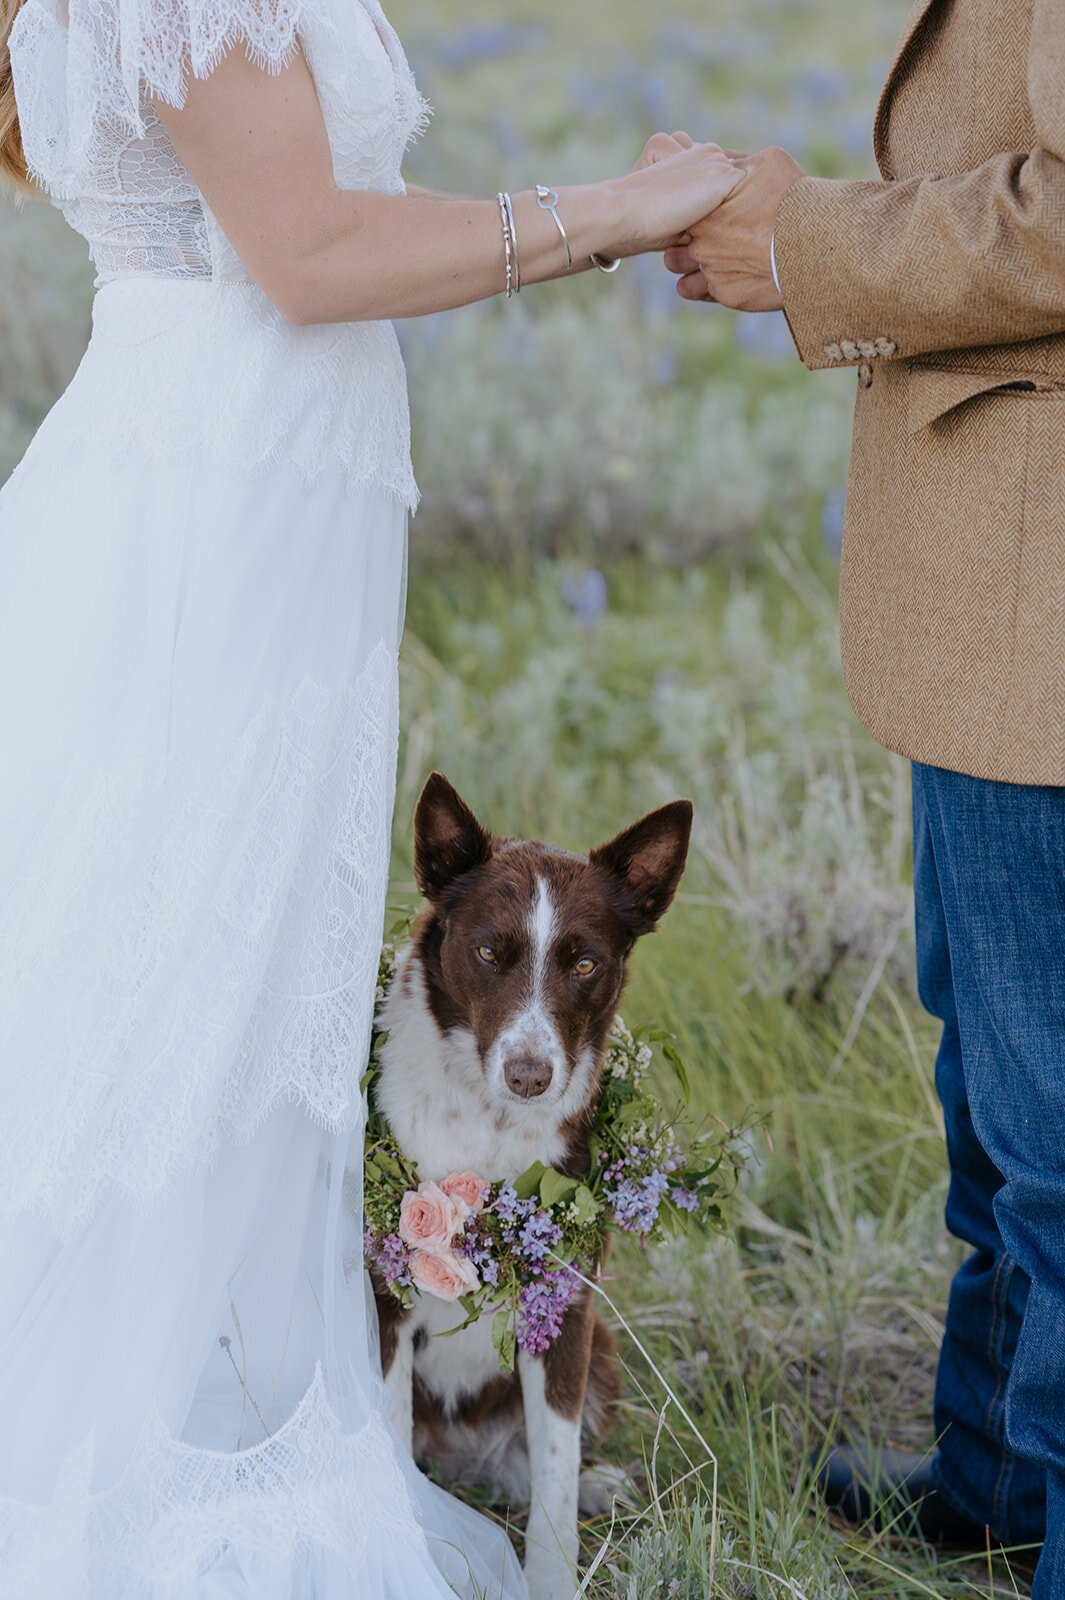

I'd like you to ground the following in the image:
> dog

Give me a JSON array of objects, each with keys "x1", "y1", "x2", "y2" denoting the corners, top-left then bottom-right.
[{"x1": 371, "y1": 773, "x2": 692, "y2": 1600}]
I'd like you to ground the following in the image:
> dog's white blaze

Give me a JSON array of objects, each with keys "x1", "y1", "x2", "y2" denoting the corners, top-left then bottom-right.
[
  {"x1": 530, "y1": 875, "x2": 555, "y2": 997},
  {"x1": 486, "y1": 876, "x2": 568, "y2": 1103}
]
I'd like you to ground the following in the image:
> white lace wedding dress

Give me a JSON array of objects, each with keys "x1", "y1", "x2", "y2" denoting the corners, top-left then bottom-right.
[{"x1": 0, "y1": 0, "x2": 528, "y2": 1594}]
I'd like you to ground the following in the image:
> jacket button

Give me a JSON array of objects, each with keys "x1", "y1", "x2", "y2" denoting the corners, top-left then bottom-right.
[
  {"x1": 858, "y1": 339, "x2": 878, "y2": 358},
  {"x1": 858, "y1": 362, "x2": 874, "y2": 388},
  {"x1": 874, "y1": 337, "x2": 896, "y2": 357},
  {"x1": 823, "y1": 342, "x2": 844, "y2": 362},
  {"x1": 840, "y1": 339, "x2": 861, "y2": 361}
]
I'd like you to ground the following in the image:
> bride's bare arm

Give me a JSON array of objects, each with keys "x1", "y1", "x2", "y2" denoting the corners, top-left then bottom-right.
[{"x1": 153, "y1": 45, "x2": 742, "y2": 326}]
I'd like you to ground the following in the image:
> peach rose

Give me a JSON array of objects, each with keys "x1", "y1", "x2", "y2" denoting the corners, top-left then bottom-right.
[
  {"x1": 410, "y1": 1247, "x2": 480, "y2": 1302},
  {"x1": 440, "y1": 1171, "x2": 489, "y2": 1215},
  {"x1": 398, "y1": 1181, "x2": 466, "y2": 1254}
]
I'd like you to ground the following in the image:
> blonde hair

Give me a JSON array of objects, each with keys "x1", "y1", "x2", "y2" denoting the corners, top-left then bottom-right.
[{"x1": 1, "y1": 0, "x2": 36, "y2": 193}]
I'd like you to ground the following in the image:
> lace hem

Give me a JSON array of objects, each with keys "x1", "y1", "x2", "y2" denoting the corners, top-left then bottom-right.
[
  {"x1": 0, "y1": 1367, "x2": 423, "y2": 1596},
  {"x1": 0, "y1": 646, "x2": 399, "y2": 1242}
]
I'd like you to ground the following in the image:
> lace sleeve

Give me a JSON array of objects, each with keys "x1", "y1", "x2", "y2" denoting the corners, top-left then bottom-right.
[
  {"x1": 124, "y1": 0, "x2": 307, "y2": 112},
  {"x1": 9, "y1": 0, "x2": 325, "y2": 197}
]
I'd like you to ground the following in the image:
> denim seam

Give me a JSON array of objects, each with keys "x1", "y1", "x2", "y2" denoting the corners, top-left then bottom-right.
[
  {"x1": 985, "y1": 1253, "x2": 1010, "y2": 1531},
  {"x1": 984, "y1": 1252, "x2": 1007, "y2": 1436}
]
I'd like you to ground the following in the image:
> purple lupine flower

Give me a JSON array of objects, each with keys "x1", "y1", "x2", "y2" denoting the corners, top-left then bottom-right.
[
  {"x1": 669, "y1": 1184, "x2": 701, "y2": 1214},
  {"x1": 516, "y1": 1268, "x2": 581, "y2": 1355},
  {"x1": 518, "y1": 1209, "x2": 563, "y2": 1265}
]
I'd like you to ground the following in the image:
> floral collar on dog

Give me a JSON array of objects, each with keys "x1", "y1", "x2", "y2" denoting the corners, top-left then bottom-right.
[{"x1": 362, "y1": 946, "x2": 736, "y2": 1373}]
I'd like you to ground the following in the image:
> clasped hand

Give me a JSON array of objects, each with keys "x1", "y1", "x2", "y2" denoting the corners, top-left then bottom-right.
[{"x1": 637, "y1": 133, "x2": 805, "y2": 313}]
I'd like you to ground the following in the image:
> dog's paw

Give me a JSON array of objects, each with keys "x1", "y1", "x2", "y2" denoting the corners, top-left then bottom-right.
[{"x1": 578, "y1": 1460, "x2": 637, "y2": 1516}]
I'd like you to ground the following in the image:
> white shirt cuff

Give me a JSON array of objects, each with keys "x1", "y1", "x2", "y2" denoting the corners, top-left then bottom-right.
[{"x1": 770, "y1": 232, "x2": 781, "y2": 294}]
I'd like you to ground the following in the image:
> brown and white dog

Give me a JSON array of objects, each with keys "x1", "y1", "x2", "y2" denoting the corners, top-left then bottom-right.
[{"x1": 371, "y1": 773, "x2": 692, "y2": 1600}]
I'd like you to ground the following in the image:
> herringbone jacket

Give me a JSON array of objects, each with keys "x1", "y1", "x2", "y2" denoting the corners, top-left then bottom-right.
[{"x1": 775, "y1": 0, "x2": 1065, "y2": 784}]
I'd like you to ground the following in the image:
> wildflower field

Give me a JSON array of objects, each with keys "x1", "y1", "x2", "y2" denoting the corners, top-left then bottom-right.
[{"x1": 0, "y1": 0, "x2": 1038, "y2": 1592}]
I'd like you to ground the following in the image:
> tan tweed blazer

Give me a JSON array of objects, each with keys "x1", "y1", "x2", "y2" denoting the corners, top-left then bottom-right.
[{"x1": 775, "y1": 0, "x2": 1065, "y2": 784}]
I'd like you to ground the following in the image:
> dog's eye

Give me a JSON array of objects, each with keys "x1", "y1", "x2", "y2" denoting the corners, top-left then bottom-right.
[
  {"x1": 477, "y1": 945, "x2": 498, "y2": 965},
  {"x1": 574, "y1": 957, "x2": 597, "y2": 977}
]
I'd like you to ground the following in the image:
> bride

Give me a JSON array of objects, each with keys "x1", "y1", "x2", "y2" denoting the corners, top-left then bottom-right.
[{"x1": 0, "y1": 0, "x2": 739, "y2": 1594}]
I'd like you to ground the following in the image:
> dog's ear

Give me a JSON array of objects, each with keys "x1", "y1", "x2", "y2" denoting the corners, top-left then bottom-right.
[
  {"x1": 589, "y1": 800, "x2": 693, "y2": 935},
  {"x1": 414, "y1": 773, "x2": 493, "y2": 902}
]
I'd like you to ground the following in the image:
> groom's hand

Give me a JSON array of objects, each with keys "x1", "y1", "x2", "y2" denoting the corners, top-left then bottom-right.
[{"x1": 664, "y1": 146, "x2": 805, "y2": 312}]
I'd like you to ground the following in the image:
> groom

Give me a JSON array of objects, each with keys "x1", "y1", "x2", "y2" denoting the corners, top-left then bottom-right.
[{"x1": 664, "y1": 1, "x2": 1065, "y2": 1595}]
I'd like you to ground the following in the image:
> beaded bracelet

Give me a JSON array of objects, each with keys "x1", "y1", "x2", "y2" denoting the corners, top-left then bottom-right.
[
  {"x1": 501, "y1": 192, "x2": 521, "y2": 294},
  {"x1": 496, "y1": 192, "x2": 522, "y2": 298}
]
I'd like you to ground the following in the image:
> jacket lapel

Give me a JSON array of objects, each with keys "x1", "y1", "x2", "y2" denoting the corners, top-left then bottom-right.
[{"x1": 873, "y1": 0, "x2": 941, "y2": 173}]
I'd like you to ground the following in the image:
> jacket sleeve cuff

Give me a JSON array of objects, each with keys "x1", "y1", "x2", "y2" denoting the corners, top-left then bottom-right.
[{"x1": 773, "y1": 173, "x2": 900, "y2": 372}]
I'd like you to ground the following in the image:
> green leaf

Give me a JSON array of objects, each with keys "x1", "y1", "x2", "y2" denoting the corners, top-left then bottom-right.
[
  {"x1": 572, "y1": 1184, "x2": 601, "y2": 1225},
  {"x1": 435, "y1": 1301, "x2": 484, "y2": 1338},
  {"x1": 539, "y1": 1169, "x2": 579, "y2": 1209},
  {"x1": 372, "y1": 1148, "x2": 407, "y2": 1181},
  {"x1": 513, "y1": 1161, "x2": 547, "y2": 1201},
  {"x1": 662, "y1": 1041, "x2": 691, "y2": 1107},
  {"x1": 492, "y1": 1305, "x2": 516, "y2": 1375}
]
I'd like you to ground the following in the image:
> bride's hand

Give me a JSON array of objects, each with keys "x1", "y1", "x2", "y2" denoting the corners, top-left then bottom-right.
[
  {"x1": 634, "y1": 130, "x2": 695, "y2": 170},
  {"x1": 611, "y1": 137, "x2": 746, "y2": 257}
]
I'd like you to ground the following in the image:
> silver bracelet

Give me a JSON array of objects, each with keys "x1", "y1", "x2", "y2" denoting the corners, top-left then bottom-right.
[
  {"x1": 501, "y1": 191, "x2": 521, "y2": 294},
  {"x1": 535, "y1": 185, "x2": 573, "y2": 271},
  {"x1": 496, "y1": 192, "x2": 514, "y2": 299},
  {"x1": 589, "y1": 252, "x2": 621, "y2": 274}
]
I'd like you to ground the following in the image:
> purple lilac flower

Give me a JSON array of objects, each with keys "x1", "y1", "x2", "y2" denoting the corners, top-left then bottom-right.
[
  {"x1": 516, "y1": 1268, "x2": 581, "y2": 1355},
  {"x1": 456, "y1": 1229, "x2": 500, "y2": 1287},
  {"x1": 518, "y1": 1209, "x2": 563, "y2": 1265},
  {"x1": 365, "y1": 1229, "x2": 413, "y2": 1289},
  {"x1": 607, "y1": 1169, "x2": 670, "y2": 1234},
  {"x1": 669, "y1": 1184, "x2": 701, "y2": 1214},
  {"x1": 493, "y1": 1182, "x2": 537, "y2": 1240}
]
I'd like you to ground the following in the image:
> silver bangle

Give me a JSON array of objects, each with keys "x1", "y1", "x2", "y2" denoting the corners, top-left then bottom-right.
[
  {"x1": 535, "y1": 185, "x2": 573, "y2": 271},
  {"x1": 501, "y1": 191, "x2": 521, "y2": 294},
  {"x1": 589, "y1": 252, "x2": 621, "y2": 274},
  {"x1": 496, "y1": 192, "x2": 514, "y2": 299}
]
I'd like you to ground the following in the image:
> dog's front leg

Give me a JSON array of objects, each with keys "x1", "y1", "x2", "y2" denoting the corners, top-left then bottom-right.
[
  {"x1": 519, "y1": 1349, "x2": 582, "y2": 1600},
  {"x1": 379, "y1": 1304, "x2": 416, "y2": 1456}
]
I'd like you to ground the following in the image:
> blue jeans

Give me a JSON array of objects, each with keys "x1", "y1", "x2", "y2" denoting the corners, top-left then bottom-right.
[{"x1": 912, "y1": 761, "x2": 1065, "y2": 1592}]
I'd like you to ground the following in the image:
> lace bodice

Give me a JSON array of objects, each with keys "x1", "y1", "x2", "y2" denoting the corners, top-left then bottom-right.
[
  {"x1": 7, "y1": 0, "x2": 428, "y2": 506},
  {"x1": 9, "y1": 0, "x2": 428, "y2": 284}
]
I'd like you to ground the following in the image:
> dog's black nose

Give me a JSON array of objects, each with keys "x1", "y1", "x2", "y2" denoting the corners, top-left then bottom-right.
[{"x1": 503, "y1": 1056, "x2": 553, "y2": 1098}]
